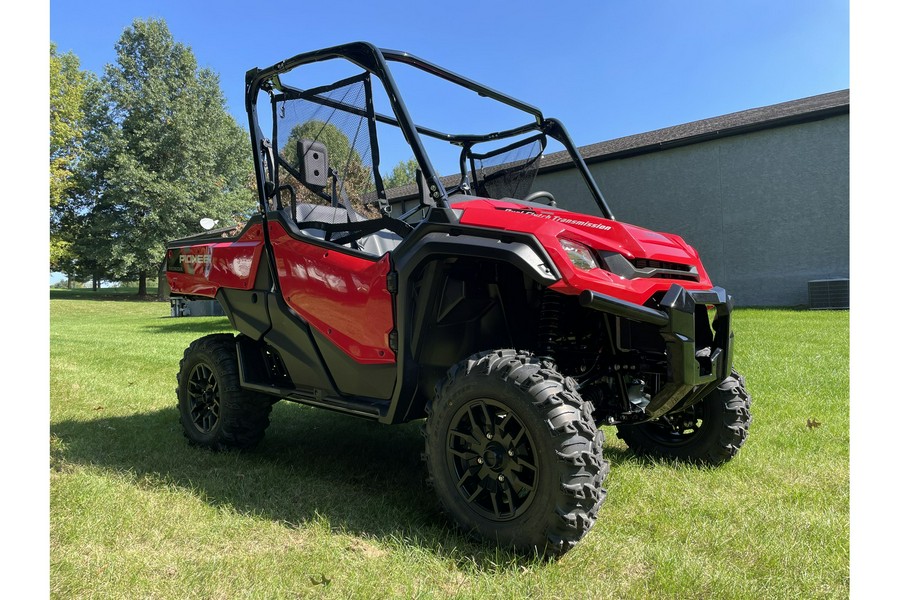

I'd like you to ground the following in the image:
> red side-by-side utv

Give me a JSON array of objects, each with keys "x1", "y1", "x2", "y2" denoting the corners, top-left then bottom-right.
[{"x1": 166, "y1": 42, "x2": 751, "y2": 556}]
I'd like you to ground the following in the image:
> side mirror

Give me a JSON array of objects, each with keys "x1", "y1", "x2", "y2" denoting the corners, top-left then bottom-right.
[
  {"x1": 298, "y1": 139, "x2": 329, "y2": 190},
  {"x1": 416, "y1": 168, "x2": 435, "y2": 208}
]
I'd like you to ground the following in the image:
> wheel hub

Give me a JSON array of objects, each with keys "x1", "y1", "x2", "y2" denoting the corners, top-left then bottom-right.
[{"x1": 482, "y1": 443, "x2": 506, "y2": 470}]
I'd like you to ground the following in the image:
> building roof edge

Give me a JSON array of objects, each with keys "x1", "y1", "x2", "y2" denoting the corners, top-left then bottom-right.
[{"x1": 539, "y1": 89, "x2": 850, "y2": 171}]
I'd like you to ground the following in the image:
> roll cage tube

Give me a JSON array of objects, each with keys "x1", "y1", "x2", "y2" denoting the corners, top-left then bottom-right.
[
  {"x1": 543, "y1": 119, "x2": 614, "y2": 220},
  {"x1": 245, "y1": 42, "x2": 446, "y2": 217},
  {"x1": 244, "y1": 42, "x2": 615, "y2": 220}
]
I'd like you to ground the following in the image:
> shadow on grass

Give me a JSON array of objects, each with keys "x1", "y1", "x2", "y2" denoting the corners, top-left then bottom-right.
[
  {"x1": 602, "y1": 445, "x2": 703, "y2": 469},
  {"x1": 51, "y1": 402, "x2": 550, "y2": 572},
  {"x1": 603, "y1": 445, "x2": 657, "y2": 467},
  {"x1": 50, "y1": 288, "x2": 164, "y2": 302},
  {"x1": 142, "y1": 317, "x2": 232, "y2": 335}
]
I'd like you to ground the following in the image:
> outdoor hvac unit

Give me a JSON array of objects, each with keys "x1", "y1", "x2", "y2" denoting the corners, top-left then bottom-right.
[{"x1": 808, "y1": 278, "x2": 849, "y2": 309}]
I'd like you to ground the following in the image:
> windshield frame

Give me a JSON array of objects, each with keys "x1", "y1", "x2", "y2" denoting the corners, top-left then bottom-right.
[{"x1": 244, "y1": 42, "x2": 615, "y2": 221}]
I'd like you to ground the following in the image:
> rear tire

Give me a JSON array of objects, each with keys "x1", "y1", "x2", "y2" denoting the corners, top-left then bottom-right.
[
  {"x1": 617, "y1": 369, "x2": 751, "y2": 465},
  {"x1": 424, "y1": 349, "x2": 609, "y2": 557},
  {"x1": 177, "y1": 334, "x2": 274, "y2": 450}
]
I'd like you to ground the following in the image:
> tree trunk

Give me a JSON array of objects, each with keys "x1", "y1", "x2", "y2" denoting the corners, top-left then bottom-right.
[
  {"x1": 138, "y1": 271, "x2": 147, "y2": 297},
  {"x1": 92, "y1": 275, "x2": 99, "y2": 291},
  {"x1": 67, "y1": 273, "x2": 73, "y2": 290}
]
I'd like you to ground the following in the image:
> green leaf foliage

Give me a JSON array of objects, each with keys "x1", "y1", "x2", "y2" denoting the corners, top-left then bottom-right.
[
  {"x1": 50, "y1": 43, "x2": 90, "y2": 208},
  {"x1": 383, "y1": 157, "x2": 419, "y2": 190},
  {"x1": 50, "y1": 44, "x2": 96, "y2": 283}
]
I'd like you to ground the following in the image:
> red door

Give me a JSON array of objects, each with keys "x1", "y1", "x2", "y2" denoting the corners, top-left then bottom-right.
[{"x1": 267, "y1": 221, "x2": 395, "y2": 366}]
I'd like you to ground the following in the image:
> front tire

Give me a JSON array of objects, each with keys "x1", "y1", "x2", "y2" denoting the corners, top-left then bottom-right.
[
  {"x1": 617, "y1": 370, "x2": 751, "y2": 465},
  {"x1": 424, "y1": 350, "x2": 609, "y2": 557},
  {"x1": 177, "y1": 334, "x2": 274, "y2": 451}
]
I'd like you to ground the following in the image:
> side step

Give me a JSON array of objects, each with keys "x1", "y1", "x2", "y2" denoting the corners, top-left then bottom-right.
[
  {"x1": 238, "y1": 376, "x2": 388, "y2": 421},
  {"x1": 235, "y1": 336, "x2": 390, "y2": 420}
]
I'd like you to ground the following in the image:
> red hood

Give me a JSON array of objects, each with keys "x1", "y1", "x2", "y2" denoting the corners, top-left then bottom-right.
[
  {"x1": 453, "y1": 198, "x2": 699, "y2": 263},
  {"x1": 451, "y1": 198, "x2": 712, "y2": 305}
]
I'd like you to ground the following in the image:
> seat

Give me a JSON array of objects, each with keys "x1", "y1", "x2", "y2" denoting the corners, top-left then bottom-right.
[
  {"x1": 290, "y1": 203, "x2": 403, "y2": 255},
  {"x1": 358, "y1": 230, "x2": 403, "y2": 255}
]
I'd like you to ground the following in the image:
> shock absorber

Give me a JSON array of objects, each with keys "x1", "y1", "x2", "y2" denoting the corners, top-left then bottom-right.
[{"x1": 538, "y1": 290, "x2": 562, "y2": 361}]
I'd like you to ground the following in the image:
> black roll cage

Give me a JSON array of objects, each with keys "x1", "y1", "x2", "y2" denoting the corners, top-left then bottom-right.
[{"x1": 244, "y1": 42, "x2": 615, "y2": 221}]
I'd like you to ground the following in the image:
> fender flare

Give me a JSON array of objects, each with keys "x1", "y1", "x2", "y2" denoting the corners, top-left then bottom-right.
[
  {"x1": 383, "y1": 229, "x2": 561, "y2": 423},
  {"x1": 392, "y1": 230, "x2": 560, "y2": 287}
]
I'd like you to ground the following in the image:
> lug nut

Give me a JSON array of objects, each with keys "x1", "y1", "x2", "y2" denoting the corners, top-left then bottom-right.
[
  {"x1": 498, "y1": 475, "x2": 505, "y2": 482},
  {"x1": 485, "y1": 433, "x2": 493, "y2": 440},
  {"x1": 507, "y1": 449, "x2": 514, "y2": 457},
  {"x1": 477, "y1": 457, "x2": 484, "y2": 464}
]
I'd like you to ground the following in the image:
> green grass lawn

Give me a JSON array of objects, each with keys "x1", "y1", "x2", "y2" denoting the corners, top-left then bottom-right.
[{"x1": 49, "y1": 290, "x2": 849, "y2": 599}]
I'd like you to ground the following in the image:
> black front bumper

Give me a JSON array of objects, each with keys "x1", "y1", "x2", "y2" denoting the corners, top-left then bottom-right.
[{"x1": 579, "y1": 284, "x2": 734, "y2": 418}]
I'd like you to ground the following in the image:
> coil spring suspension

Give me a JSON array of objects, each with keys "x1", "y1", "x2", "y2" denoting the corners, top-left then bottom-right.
[{"x1": 538, "y1": 291, "x2": 562, "y2": 361}]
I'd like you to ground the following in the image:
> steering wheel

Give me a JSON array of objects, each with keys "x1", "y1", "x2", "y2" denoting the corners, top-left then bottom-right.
[{"x1": 523, "y1": 190, "x2": 556, "y2": 207}]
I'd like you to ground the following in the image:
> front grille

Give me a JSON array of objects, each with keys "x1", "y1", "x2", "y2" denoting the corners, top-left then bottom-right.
[
  {"x1": 598, "y1": 252, "x2": 701, "y2": 282},
  {"x1": 629, "y1": 258, "x2": 699, "y2": 281}
]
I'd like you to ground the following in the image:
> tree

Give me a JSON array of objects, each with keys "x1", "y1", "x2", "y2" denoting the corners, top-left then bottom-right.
[
  {"x1": 50, "y1": 43, "x2": 90, "y2": 208},
  {"x1": 50, "y1": 44, "x2": 95, "y2": 288},
  {"x1": 383, "y1": 157, "x2": 419, "y2": 190},
  {"x1": 79, "y1": 18, "x2": 255, "y2": 297}
]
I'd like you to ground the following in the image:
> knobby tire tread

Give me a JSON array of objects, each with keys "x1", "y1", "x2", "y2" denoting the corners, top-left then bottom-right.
[
  {"x1": 177, "y1": 334, "x2": 273, "y2": 451},
  {"x1": 423, "y1": 349, "x2": 609, "y2": 557},
  {"x1": 617, "y1": 369, "x2": 752, "y2": 466}
]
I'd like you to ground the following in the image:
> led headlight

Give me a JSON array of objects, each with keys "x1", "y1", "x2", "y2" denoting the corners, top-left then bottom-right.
[{"x1": 560, "y1": 238, "x2": 598, "y2": 271}]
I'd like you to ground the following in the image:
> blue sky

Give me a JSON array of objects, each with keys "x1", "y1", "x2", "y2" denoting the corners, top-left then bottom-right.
[{"x1": 50, "y1": 0, "x2": 849, "y2": 148}]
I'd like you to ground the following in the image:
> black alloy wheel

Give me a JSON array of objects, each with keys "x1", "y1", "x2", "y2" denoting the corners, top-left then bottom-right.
[
  {"x1": 446, "y1": 397, "x2": 539, "y2": 521},
  {"x1": 186, "y1": 363, "x2": 221, "y2": 434}
]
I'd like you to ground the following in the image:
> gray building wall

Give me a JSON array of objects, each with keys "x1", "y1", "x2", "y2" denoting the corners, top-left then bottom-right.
[{"x1": 533, "y1": 114, "x2": 849, "y2": 306}]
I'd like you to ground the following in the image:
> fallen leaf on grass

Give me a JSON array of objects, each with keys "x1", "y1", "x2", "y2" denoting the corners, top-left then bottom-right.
[
  {"x1": 807, "y1": 418, "x2": 821, "y2": 429},
  {"x1": 309, "y1": 574, "x2": 331, "y2": 587}
]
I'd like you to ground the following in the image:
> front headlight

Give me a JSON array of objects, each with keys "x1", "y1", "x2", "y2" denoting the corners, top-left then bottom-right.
[{"x1": 560, "y1": 238, "x2": 598, "y2": 271}]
